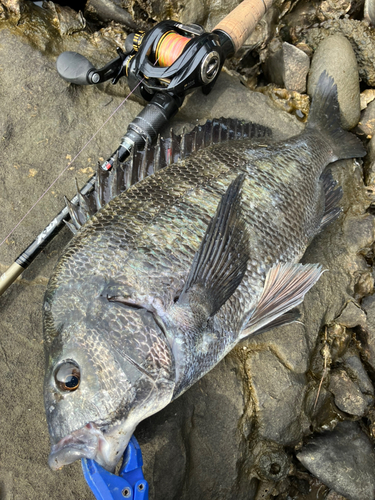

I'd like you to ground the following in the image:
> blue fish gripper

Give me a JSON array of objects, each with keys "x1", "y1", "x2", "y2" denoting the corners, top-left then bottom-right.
[{"x1": 81, "y1": 435, "x2": 149, "y2": 500}]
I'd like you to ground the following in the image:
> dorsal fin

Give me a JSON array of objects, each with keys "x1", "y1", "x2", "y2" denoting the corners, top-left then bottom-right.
[{"x1": 64, "y1": 119, "x2": 272, "y2": 233}]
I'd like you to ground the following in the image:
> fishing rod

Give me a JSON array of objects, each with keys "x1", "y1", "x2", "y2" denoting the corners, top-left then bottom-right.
[{"x1": 0, "y1": 0, "x2": 273, "y2": 297}]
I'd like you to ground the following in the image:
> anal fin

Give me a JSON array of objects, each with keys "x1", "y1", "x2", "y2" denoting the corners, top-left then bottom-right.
[
  {"x1": 250, "y1": 308, "x2": 301, "y2": 336},
  {"x1": 241, "y1": 262, "x2": 323, "y2": 338}
]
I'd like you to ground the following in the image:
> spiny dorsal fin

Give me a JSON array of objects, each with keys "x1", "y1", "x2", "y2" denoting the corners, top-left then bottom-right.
[
  {"x1": 64, "y1": 118, "x2": 272, "y2": 234},
  {"x1": 241, "y1": 262, "x2": 324, "y2": 338},
  {"x1": 178, "y1": 174, "x2": 250, "y2": 319}
]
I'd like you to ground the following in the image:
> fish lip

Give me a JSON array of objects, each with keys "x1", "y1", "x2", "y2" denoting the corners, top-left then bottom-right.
[{"x1": 48, "y1": 422, "x2": 117, "y2": 471}]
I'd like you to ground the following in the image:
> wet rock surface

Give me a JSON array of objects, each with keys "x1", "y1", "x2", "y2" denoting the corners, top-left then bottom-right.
[
  {"x1": 0, "y1": 0, "x2": 375, "y2": 499},
  {"x1": 297, "y1": 421, "x2": 375, "y2": 500}
]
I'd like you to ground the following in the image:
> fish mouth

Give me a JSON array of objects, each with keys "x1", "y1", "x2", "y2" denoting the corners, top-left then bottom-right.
[{"x1": 48, "y1": 421, "x2": 133, "y2": 472}]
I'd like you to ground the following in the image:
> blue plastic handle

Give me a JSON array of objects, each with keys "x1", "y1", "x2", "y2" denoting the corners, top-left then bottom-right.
[{"x1": 81, "y1": 436, "x2": 149, "y2": 500}]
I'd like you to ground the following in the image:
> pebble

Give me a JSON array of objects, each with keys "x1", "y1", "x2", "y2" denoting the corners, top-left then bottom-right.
[
  {"x1": 364, "y1": 135, "x2": 375, "y2": 185},
  {"x1": 357, "y1": 99, "x2": 375, "y2": 138},
  {"x1": 360, "y1": 88, "x2": 375, "y2": 110},
  {"x1": 334, "y1": 301, "x2": 367, "y2": 329},
  {"x1": 297, "y1": 421, "x2": 375, "y2": 500},
  {"x1": 316, "y1": 0, "x2": 351, "y2": 21},
  {"x1": 300, "y1": 19, "x2": 375, "y2": 87},
  {"x1": 342, "y1": 349, "x2": 374, "y2": 398},
  {"x1": 329, "y1": 369, "x2": 369, "y2": 416},
  {"x1": 364, "y1": 0, "x2": 375, "y2": 25},
  {"x1": 307, "y1": 35, "x2": 361, "y2": 130},
  {"x1": 264, "y1": 41, "x2": 310, "y2": 93},
  {"x1": 360, "y1": 295, "x2": 375, "y2": 370}
]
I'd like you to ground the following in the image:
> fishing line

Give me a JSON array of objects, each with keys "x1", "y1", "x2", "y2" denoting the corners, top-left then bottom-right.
[
  {"x1": 155, "y1": 31, "x2": 190, "y2": 67},
  {"x1": 0, "y1": 78, "x2": 145, "y2": 250}
]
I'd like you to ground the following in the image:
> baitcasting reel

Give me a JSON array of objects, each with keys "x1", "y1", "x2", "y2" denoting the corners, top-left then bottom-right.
[{"x1": 56, "y1": 20, "x2": 235, "y2": 170}]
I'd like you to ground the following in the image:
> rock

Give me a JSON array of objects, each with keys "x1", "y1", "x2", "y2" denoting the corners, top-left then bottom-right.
[
  {"x1": 84, "y1": 0, "x2": 138, "y2": 29},
  {"x1": 299, "y1": 19, "x2": 375, "y2": 87},
  {"x1": 297, "y1": 421, "x2": 375, "y2": 500},
  {"x1": 354, "y1": 270, "x2": 374, "y2": 300},
  {"x1": 328, "y1": 369, "x2": 369, "y2": 417},
  {"x1": 357, "y1": 100, "x2": 375, "y2": 139},
  {"x1": 360, "y1": 295, "x2": 375, "y2": 371},
  {"x1": 364, "y1": 135, "x2": 375, "y2": 185},
  {"x1": 264, "y1": 41, "x2": 310, "y2": 93},
  {"x1": 327, "y1": 323, "x2": 351, "y2": 362},
  {"x1": 245, "y1": 346, "x2": 310, "y2": 446},
  {"x1": 308, "y1": 35, "x2": 361, "y2": 130},
  {"x1": 335, "y1": 301, "x2": 367, "y2": 329},
  {"x1": 360, "y1": 89, "x2": 375, "y2": 111},
  {"x1": 316, "y1": 0, "x2": 351, "y2": 21},
  {"x1": 280, "y1": 1, "x2": 319, "y2": 42},
  {"x1": 364, "y1": 0, "x2": 375, "y2": 25},
  {"x1": 342, "y1": 214, "x2": 375, "y2": 256},
  {"x1": 342, "y1": 349, "x2": 374, "y2": 398}
]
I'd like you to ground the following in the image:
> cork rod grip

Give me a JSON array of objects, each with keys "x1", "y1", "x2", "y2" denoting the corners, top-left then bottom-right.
[{"x1": 214, "y1": 0, "x2": 273, "y2": 53}]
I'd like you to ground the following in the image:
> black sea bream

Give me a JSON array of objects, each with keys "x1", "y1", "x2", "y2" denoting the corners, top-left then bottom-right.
[{"x1": 43, "y1": 72, "x2": 365, "y2": 471}]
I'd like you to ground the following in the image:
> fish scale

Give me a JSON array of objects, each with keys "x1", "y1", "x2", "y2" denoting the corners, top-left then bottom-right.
[{"x1": 44, "y1": 73, "x2": 367, "y2": 471}]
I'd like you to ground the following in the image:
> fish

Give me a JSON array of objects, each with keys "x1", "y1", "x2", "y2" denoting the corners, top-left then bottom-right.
[{"x1": 43, "y1": 71, "x2": 366, "y2": 472}]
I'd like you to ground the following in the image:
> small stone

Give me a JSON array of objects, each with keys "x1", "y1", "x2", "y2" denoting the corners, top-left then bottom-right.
[
  {"x1": 355, "y1": 271, "x2": 374, "y2": 300},
  {"x1": 357, "y1": 100, "x2": 375, "y2": 138},
  {"x1": 364, "y1": 135, "x2": 375, "y2": 185},
  {"x1": 297, "y1": 421, "x2": 375, "y2": 500},
  {"x1": 364, "y1": 0, "x2": 375, "y2": 25},
  {"x1": 342, "y1": 349, "x2": 374, "y2": 397},
  {"x1": 329, "y1": 369, "x2": 369, "y2": 416},
  {"x1": 342, "y1": 215, "x2": 375, "y2": 256},
  {"x1": 264, "y1": 41, "x2": 310, "y2": 93},
  {"x1": 327, "y1": 323, "x2": 351, "y2": 361},
  {"x1": 84, "y1": 0, "x2": 138, "y2": 28},
  {"x1": 308, "y1": 35, "x2": 361, "y2": 130},
  {"x1": 360, "y1": 295, "x2": 375, "y2": 370},
  {"x1": 256, "y1": 85, "x2": 310, "y2": 122},
  {"x1": 335, "y1": 301, "x2": 367, "y2": 329},
  {"x1": 360, "y1": 89, "x2": 375, "y2": 111},
  {"x1": 298, "y1": 19, "x2": 375, "y2": 87},
  {"x1": 316, "y1": 0, "x2": 351, "y2": 21},
  {"x1": 295, "y1": 42, "x2": 313, "y2": 58}
]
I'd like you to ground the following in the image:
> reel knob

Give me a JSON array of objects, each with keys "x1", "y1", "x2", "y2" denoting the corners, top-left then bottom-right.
[{"x1": 56, "y1": 52, "x2": 98, "y2": 85}]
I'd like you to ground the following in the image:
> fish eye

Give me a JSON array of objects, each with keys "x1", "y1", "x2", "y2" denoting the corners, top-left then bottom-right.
[{"x1": 54, "y1": 361, "x2": 80, "y2": 392}]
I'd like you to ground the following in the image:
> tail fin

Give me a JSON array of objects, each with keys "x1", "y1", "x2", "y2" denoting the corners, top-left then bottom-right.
[{"x1": 306, "y1": 71, "x2": 366, "y2": 160}]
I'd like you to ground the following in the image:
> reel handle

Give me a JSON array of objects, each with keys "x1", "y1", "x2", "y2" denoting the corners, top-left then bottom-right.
[
  {"x1": 56, "y1": 51, "x2": 97, "y2": 85},
  {"x1": 214, "y1": 0, "x2": 273, "y2": 53}
]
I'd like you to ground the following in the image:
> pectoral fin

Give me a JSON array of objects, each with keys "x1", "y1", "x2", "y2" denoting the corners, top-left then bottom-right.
[
  {"x1": 178, "y1": 174, "x2": 250, "y2": 319},
  {"x1": 241, "y1": 262, "x2": 324, "y2": 338}
]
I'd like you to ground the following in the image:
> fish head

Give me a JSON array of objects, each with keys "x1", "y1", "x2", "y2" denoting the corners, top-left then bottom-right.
[{"x1": 43, "y1": 279, "x2": 175, "y2": 471}]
